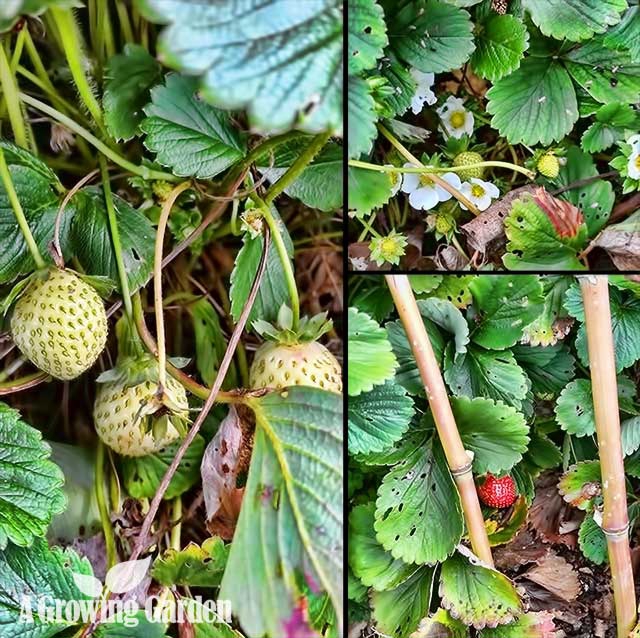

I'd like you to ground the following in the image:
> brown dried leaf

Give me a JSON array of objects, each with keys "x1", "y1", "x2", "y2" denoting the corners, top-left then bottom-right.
[
  {"x1": 522, "y1": 552, "x2": 582, "y2": 602},
  {"x1": 532, "y1": 188, "x2": 584, "y2": 239},
  {"x1": 201, "y1": 405, "x2": 246, "y2": 540},
  {"x1": 592, "y1": 209, "x2": 640, "y2": 270},
  {"x1": 493, "y1": 528, "x2": 548, "y2": 571},
  {"x1": 529, "y1": 473, "x2": 580, "y2": 547}
]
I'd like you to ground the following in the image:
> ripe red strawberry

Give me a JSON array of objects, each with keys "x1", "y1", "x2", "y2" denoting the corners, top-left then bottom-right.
[{"x1": 477, "y1": 474, "x2": 517, "y2": 508}]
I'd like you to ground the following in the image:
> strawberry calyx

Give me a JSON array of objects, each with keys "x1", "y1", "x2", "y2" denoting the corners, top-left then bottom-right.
[{"x1": 252, "y1": 304, "x2": 333, "y2": 346}]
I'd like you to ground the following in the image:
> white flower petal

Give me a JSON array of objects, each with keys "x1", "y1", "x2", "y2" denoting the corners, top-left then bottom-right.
[
  {"x1": 628, "y1": 153, "x2": 640, "y2": 180},
  {"x1": 401, "y1": 172, "x2": 420, "y2": 193},
  {"x1": 410, "y1": 187, "x2": 439, "y2": 210},
  {"x1": 442, "y1": 172, "x2": 462, "y2": 189},
  {"x1": 476, "y1": 195, "x2": 493, "y2": 211},
  {"x1": 628, "y1": 134, "x2": 640, "y2": 151},
  {"x1": 484, "y1": 182, "x2": 500, "y2": 198}
]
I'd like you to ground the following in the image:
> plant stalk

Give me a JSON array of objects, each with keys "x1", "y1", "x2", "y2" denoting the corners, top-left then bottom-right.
[
  {"x1": 153, "y1": 181, "x2": 192, "y2": 387},
  {"x1": 579, "y1": 275, "x2": 636, "y2": 638},
  {"x1": 386, "y1": 274, "x2": 494, "y2": 566},
  {"x1": 95, "y1": 441, "x2": 117, "y2": 569},
  {"x1": 0, "y1": 43, "x2": 28, "y2": 148},
  {"x1": 0, "y1": 147, "x2": 46, "y2": 269},
  {"x1": 50, "y1": 7, "x2": 104, "y2": 131}
]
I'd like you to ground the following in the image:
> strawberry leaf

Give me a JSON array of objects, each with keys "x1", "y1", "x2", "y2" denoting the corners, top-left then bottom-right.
[
  {"x1": 349, "y1": 308, "x2": 398, "y2": 396},
  {"x1": 522, "y1": 0, "x2": 627, "y2": 42},
  {"x1": 151, "y1": 537, "x2": 229, "y2": 587},
  {"x1": 512, "y1": 343, "x2": 576, "y2": 398},
  {"x1": 0, "y1": 539, "x2": 94, "y2": 637},
  {"x1": 348, "y1": 0, "x2": 388, "y2": 74},
  {"x1": 439, "y1": 552, "x2": 522, "y2": 629},
  {"x1": 103, "y1": 44, "x2": 162, "y2": 141},
  {"x1": 441, "y1": 396, "x2": 530, "y2": 475},
  {"x1": 385, "y1": 0, "x2": 475, "y2": 73},
  {"x1": 220, "y1": 388, "x2": 343, "y2": 637},
  {"x1": 121, "y1": 435, "x2": 205, "y2": 500},
  {"x1": 412, "y1": 608, "x2": 469, "y2": 638},
  {"x1": 348, "y1": 380, "x2": 414, "y2": 455},
  {"x1": 478, "y1": 611, "x2": 558, "y2": 637},
  {"x1": 470, "y1": 14, "x2": 529, "y2": 82},
  {"x1": 558, "y1": 460, "x2": 602, "y2": 511},
  {"x1": 135, "y1": 0, "x2": 343, "y2": 135},
  {"x1": 374, "y1": 437, "x2": 464, "y2": 564},
  {"x1": 141, "y1": 73, "x2": 246, "y2": 179},
  {"x1": 486, "y1": 57, "x2": 578, "y2": 146},
  {"x1": 604, "y1": 6, "x2": 640, "y2": 63},
  {"x1": 581, "y1": 103, "x2": 639, "y2": 153},
  {"x1": 348, "y1": 76, "x2": 378, "y2": 158},
  {"x1": 70, "y1": 187, "x2": 155, "y2": 294},
  {"x1": 371, "y1": 566, "x2": 436, "y2": 638},
  {"x1": 348, "y1": 165, "x2": 393, "y2": 217},
  {"x1": 469, "y1": 275, "x2": 545, "y2": 349},
  {"x1": 258, "y1": 138, "x2": 343, "y2": 212},
  {"x1": 0, "y1": 402, "x2": 66, "y2": 549},
  {"x1": 444, "y1": 343, "x2": 529, "y2": 409},
  {"x1": 578, "y1": 513, "x2": 607, "y2": 565},
  {"x1": 349, "y1": 502, "x2": 419, "y2": 591}
]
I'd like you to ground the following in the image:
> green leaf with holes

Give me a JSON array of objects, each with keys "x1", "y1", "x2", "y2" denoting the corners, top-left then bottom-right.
[
  {"x1": 605, "y1": 6, "x2": 640, "y2": 62},
  {"x1": 0, "y1": 402, "x2": 66, "y2": 549},
  {"x1": 503, "y1": 198, "x2": 588, "y2": 271},
  {"x1": 70, "y1": 187, "x2": 155, "y2": 294},
  {"x1": 136, "y1": 0, "x2": 342, "y2": 134},
  {"x1": 581, "y1": 103, "x2": 639, "y2": 153},
  {"x1": 409, "y1": 275, "x2": 443, "y2": 294},
  {"x1": 522, "y1": 0, "x2": 627, "y2": 42},
  {"x1": 385, "y1": 0, "x2": 475, "y2": 73},
  {"x1": 348, "y1": 0, "x2": 388, "y2": 74},
  {"x1": 579, "y1": 513, "x2": 607, "y2": 565},
  {"x1": 431, "y1": 275, "x2": 474, "y2": 309},
  {"x1": 349, "y1": 307, "x2": 398, "y2": 396},
  {"x1": 0, "y1": 538, "x2": 94, "y2": 638},
  {"x1": 558, "y1": 461, "x2": 602, "y2": 511},
  {"x1": 469, "y1": 275, "x2": 544, "y2": 350},
  {"x1": 486, "y1": 57, "x2": 578, "y2": 146},
  {"x1": 563, "y1": 36, "x2": 640, "y2": 105},
  {"x1": 374, "y1": 437, "x2": 463, "y2": 564},
  {"x1": 440, "y1": 552, "x2": 523, "y2": 629},
  {"x1": 426, "y1": 396, "x2": 530, "y2": 475},
  {"x1": 141, "y1": 73, "x2": 246, "y2": 178},
  {"x1": 512, "y1": 343, "x2": 576, "y2": 398},
  {"x1": 103, "y1": 44, "x2": 162, "y2": 141},
  {"x1": 151, "y1": 537, "x2": 229, "y2": 587},
  {"x1": 565, "y1": 285, "x2": 640, "y2": 372},
  {"x1": 371, "y1": 566, "x2": 436, "y2": 638},
  {"x1": 552, "y1": 146, "x2": 614, "y2": 237},
  {"x1": 348, "y1": 75, "x2": 378, "y2": 158},
  {"x1": 122, "y1": 435, "x2": 205, "y2": 500},
  {"x1": 470, "y1": 14, "x2": 529, "y2": 81},
  {"x1": 348, "y1": 380, "x2": 415, "y2": 455},
  {"x1": 220, "y1": 388, "x2": 343, "y2": 638},
  {"x1": 349, "y1": 502, "x2": 419, "y2": 591},
  {"x1": 444, "y1": 344, "x2": 529, "y2": 409}
]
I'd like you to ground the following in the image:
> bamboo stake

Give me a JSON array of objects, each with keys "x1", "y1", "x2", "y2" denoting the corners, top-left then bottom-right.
[
  {"x1": 579, "y1": 275, "x2": 636, "y2": 638},
  {"x1": 385, "y1": 275, "x2": 494, "y2": 566}
]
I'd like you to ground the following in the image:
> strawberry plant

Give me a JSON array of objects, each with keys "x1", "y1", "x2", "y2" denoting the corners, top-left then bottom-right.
[
  {"x1": 348, "y1": 273, "x2": 640, "y2": 637},
  {"x1": 347, "y1": 0, "x2": 640, "y2": 271},
  {"x1": 0, "y1": 2, "x2": 342, "y2": 637}
]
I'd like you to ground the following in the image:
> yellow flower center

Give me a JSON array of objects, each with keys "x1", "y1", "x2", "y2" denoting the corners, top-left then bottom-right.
[
  {"x1": 390, "y1": 172, "x2": 399, "y2": 186},
  {"x1": 380, "y1": 238, "x2": 398, "y2": 254},
  {"x1": 419, "y1": 174, "x2": 434, "y2": 187},
  {"x1": 471, "y1": 183, "x2": 485, "y2": 198},
  {"x1": 635, "y1": 154, "x2": 640, "y2": 170},
  {"x1": 450, "y1": 111, "x2": 466, "y2": 129}
]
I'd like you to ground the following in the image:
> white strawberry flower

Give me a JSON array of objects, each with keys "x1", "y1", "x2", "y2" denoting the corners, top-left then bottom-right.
[
  {"x1": 386, "y1": 165, "x2": 402, "y2": 196},
  {"x1": 410, "y1": 69, "x2": 437, "y2": 114},
  {"x1": 460, "y1": 178, "x2": 500, "y2": 212},
  {"x1": 437, "y1": 96, "x2": 474, "y2": 139},
  {"x1": 627, "y1": 134, "x2": 640, "y2": 179},
  {"x1": 401, "y1": 162, "x2": 462, "y2": 211}
]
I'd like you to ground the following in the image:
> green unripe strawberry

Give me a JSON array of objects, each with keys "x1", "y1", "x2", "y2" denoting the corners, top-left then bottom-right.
[
  {"x1": 453, "y1": 151, "x2": 484, "y2": 180},
  {"x1": 435, "y1": 214, "x2": 455, "y2": 235},
  {"x1": 94, "y1": 375, "x2": 188, "y2": 456},
  {"x1": 10, "y1": 268, "x2": 108, "y2": 380},
  {"x1": 250, "y1": 340, "x2": 342, "y2": 393},
  {"x1": 537, "y1": 153, "x2": 560, "y2": 179}
]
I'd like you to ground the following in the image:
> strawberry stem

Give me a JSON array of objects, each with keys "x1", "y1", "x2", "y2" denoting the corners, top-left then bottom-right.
[
  {"x1": 153, "y1": 181, "x2": 192, "y2": 388},
  {"x1": 95, "y1": 441, "x2": 117, "y2": 569},
  {"x1": 386, "y1": 274, "x2": 494, "y2": 566},
  {"x1": 378, "y1": 124, "x2": 482, "y2": 215},
  {"x1": 0, "y1": 39, "x2": 28, "y2": 149},
  {"x1": 0, "y1": 147, "x2": 46, "y2": 270},
  {"x1": 580, "y1": 276, "x2": 637, "y2": 637}
]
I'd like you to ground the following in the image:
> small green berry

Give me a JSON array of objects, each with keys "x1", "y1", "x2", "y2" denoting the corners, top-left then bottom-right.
[
  {"x1": 537, "y1": 153, "x2": 560, "y2": 179},
  {"x1": 453, "y1": 152, "x2": 484, "y2": 180}
]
